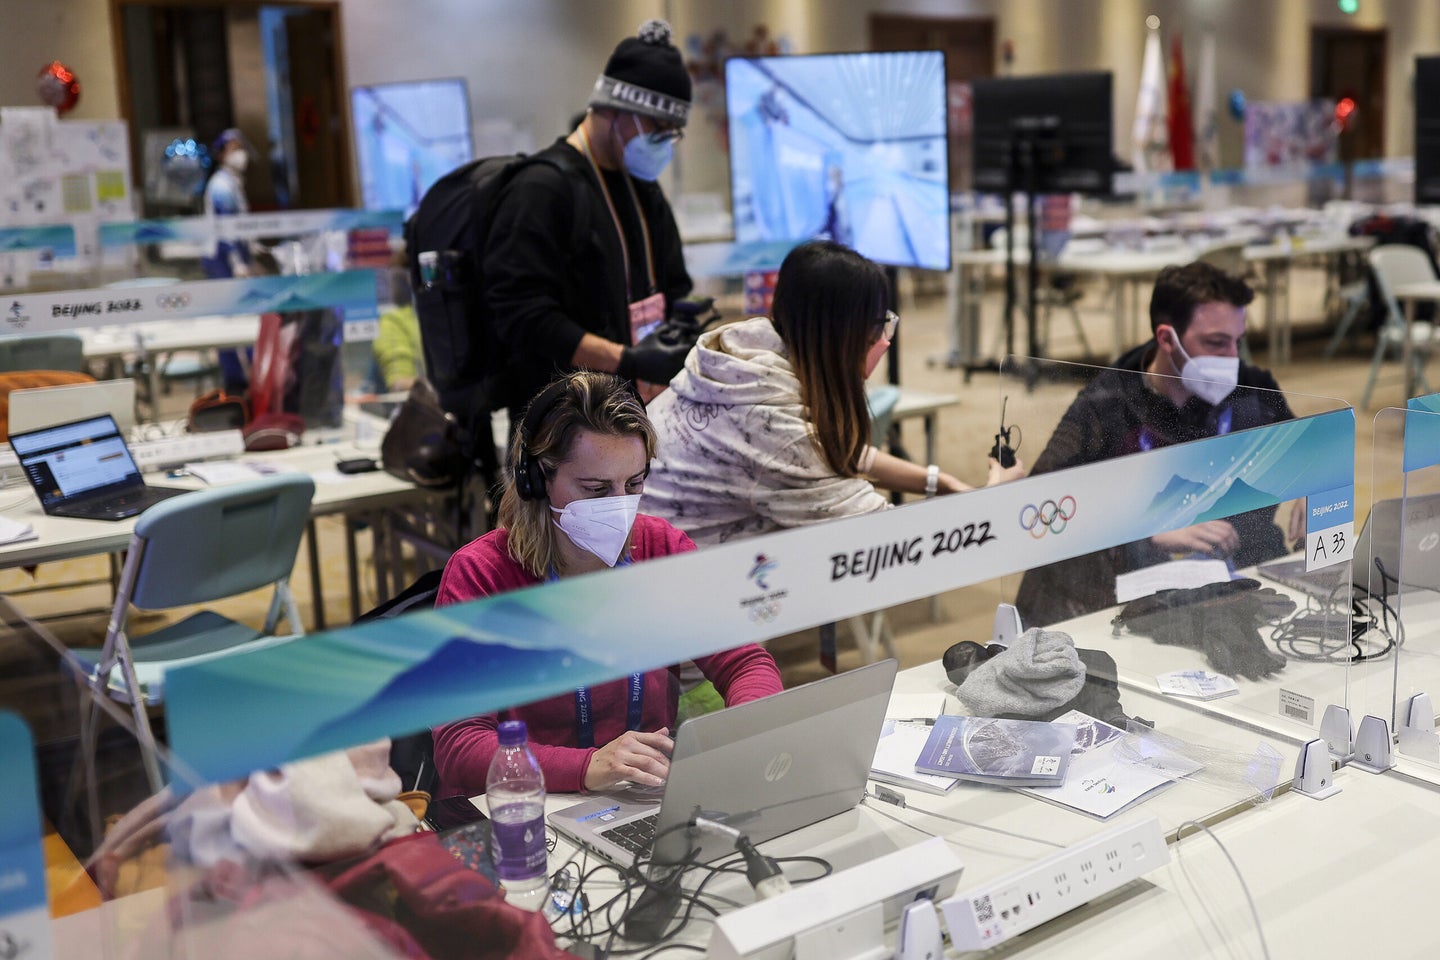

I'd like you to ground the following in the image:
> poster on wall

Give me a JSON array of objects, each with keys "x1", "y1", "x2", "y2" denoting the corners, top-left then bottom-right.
[{"x1": 1243, "y1": 100, "x2": 1338, "y2": 168}]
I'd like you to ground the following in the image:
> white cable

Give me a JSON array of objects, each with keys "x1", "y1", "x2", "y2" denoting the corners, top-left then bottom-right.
[
  {"x1": 1176, "y1": 819, "x2": 1271, "y2": 960},
  {"x1": 862, "y1": 790, "x2": 1063, "y2": 849}
]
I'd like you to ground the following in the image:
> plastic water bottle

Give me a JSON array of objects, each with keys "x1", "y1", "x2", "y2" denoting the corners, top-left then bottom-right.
[{"x1": 486, "y1": 720, "x2": 549, "y2": 909}]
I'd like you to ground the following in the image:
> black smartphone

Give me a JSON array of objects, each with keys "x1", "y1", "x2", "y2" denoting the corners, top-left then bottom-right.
[
  {"x1": 426, "y1": 794, "x2": 489, "y2": 832},
  {"x1": 336, "y1": 457, "x2": 380, "y2": 474}
]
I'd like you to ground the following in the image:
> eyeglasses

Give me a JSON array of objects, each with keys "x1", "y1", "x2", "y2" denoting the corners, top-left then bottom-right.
[
  {"x1": 874, "y1": 310, "x2": 900, "y2": 341},
  {"x1": 646, "y1": 125, "x2": 684, "y2": 144},
  {"x1": 633, "y1": 114, "x2": 684, "y2": 144}
]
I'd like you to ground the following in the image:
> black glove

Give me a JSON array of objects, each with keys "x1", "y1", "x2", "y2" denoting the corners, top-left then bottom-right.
[
  {"x1": 1113, "y1": 579, "x2": 1290, "y2": 681},
  {"x1": 617, "y1": 323, "x2": 698, "y2": 383}
]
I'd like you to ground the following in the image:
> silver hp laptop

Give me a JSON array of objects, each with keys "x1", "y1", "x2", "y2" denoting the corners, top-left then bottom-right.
[
  {"x1": 1257, "y1": 492, "x2": 1440, "y2": 599},
  {"x1": 9, "y1": 414, "x2": 187, "y2": 520},
  {"x1": 550, "y1": 658, "x2": 898, "y2": 867},
  {"x1": 1355, "y1": 493, "x2": 1440, "y2": 595},
  {"x1": 8, "y1": 378, "x2": 137, "y2": 437}
]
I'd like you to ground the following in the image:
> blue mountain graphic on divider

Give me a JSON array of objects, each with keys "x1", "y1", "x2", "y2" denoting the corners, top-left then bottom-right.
[
  {"x1": 1197, "y1": 477, "x2": 1279, "y2": 520},
  {"x1": 293, "y1": 636, "x2": 609, "y2": 758},
  {"x1": 1145, "y1": 474, "x2": 1212, "y2": 517}
]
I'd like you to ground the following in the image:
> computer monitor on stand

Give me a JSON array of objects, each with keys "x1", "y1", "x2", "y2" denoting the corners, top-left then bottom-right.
[{"x1": 971, "y1": 71, "x2": 1113, "y2": 379}]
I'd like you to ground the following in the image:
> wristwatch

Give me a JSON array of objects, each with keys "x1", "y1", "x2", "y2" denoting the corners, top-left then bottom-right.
[{"x1": 924, "y1": 464, "x2": 940, "y2": 498}]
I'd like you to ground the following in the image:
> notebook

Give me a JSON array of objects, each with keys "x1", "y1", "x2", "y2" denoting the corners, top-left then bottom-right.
[
  {"x1": 9, "y1": 414, "x2": 187, "y2": 520},
  {"x1": 7, "y1": 379, "x2": 137, "y2": 437},
  {"x1": 548, "y1": 658, "x2": 897, "y2": 868}
]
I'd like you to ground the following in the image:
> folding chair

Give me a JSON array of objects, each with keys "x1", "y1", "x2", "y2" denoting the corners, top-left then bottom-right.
[{"x1": 73, "y1": 474, "x2": 316, "y2": 789}]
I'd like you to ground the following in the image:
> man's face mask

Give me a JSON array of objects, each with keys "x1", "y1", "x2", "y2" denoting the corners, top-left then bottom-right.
[
  {"x1": 551, "y1": 494, "x2": 641, "y2": 566},
  {"x1": 1170, "y1": 332, "x2": 1239, "y2": 406},
  {"x1": 620, "y1": 115, "x2": 675, "y2": 181}
]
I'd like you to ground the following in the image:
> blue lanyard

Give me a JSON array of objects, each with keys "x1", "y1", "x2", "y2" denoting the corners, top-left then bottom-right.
[
  {"x1": 547, "y1": 559, "x2": 643, "y2": 748},
  {"x1": 1139, "y1": 404, "x2": 1232, "y2": 452}
]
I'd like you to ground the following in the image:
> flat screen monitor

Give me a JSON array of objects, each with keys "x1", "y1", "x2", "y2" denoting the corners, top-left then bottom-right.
[
  {"x1": 725, "y1": 50, "x2": 951, "y2": 271},
  {"x1": 1416, "y1": 56, "x2": 1440, "y2": 204},
  {"x1": 351, "y1": 78, "x2": 474, "y2": 217},
  {"x1": 971, "y1": 71, "x2": 1113, "y2": 197}
]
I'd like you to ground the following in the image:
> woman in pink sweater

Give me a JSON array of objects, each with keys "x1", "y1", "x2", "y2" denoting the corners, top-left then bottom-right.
[{"x1": 433, "y1": 371, "x2": 782, "y2": 796}]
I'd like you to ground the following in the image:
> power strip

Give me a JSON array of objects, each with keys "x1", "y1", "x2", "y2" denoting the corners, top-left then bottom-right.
[
  {"x1": 939, "y1": 817, "x2": 1169, "y2": 950},
  {"x1": 0, "y1": 429, "x2": 245, "y2": 473},
  {"x1": 130, "y1": 430, "x2": 246, "y2": 470}
]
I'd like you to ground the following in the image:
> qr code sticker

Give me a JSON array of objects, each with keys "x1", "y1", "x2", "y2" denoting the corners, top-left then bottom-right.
[
  {"x1": 1032, "y1": 755, "x2": 1061, "y2": 776},
  {"x1": 974, "y1": 894, "x2": 994, "y2": 923}
]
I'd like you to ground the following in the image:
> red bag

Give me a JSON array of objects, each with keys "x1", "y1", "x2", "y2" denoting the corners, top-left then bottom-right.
[{"x1": 323, "y1": 832, "x2": 578, "y2": 960}]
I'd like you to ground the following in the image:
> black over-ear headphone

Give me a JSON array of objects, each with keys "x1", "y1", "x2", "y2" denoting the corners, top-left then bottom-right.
[{"x1": 514, "y1": 378, "x2": 573, "y2": 502}]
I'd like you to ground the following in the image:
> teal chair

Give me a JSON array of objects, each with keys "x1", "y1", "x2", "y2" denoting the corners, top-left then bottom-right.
[{"x1": 74, "y1": 474, "x2": 316, "y2": 788}]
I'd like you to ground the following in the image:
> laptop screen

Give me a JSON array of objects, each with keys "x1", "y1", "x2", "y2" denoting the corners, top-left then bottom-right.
[{"x1": 10, "y1": 415, "x2": 144, "y2": 509}]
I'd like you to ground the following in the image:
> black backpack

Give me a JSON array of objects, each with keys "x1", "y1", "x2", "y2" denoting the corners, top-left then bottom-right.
[{"x1": 404, "y1": 151, "x2": 590, "y2": 433}]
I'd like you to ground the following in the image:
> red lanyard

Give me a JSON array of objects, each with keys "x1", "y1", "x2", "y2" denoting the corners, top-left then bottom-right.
[{"x1": 576, "y1": 126, "x2": 657, "y2": 300}]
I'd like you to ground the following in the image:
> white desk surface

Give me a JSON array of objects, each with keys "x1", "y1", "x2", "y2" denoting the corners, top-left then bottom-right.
[
  {"x1": 892, "y1": 387, "x2": 961, "y2": 419},
  {"x1": 46, "y1": 657, "x2": 1440, "y2": 957},
  {"x1": 0, "y1": 435, "x2": 419, "y2": 569},
  {"x1": 79, "y1": 315, "x2": 262, "y2": 360}
]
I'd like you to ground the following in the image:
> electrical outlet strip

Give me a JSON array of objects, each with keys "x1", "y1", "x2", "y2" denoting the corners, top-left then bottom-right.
[
  {"x1": 130, "y1": 430, "x2": 246, "y2": 470},
  {"x1": 939, "y1": 817, "x2": 1169, "y2": 950}
]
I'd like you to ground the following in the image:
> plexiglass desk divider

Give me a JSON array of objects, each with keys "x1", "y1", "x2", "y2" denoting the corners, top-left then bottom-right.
[
  {"x1": 1378, "y1": 402, "x2": 1440, "y2": 772},
  {"x1": 0, "y1": 595, "x2": 406, "y2": 959},
  {"x1": 994, "y1": 355, "x2": 1356, "y2": 749}
]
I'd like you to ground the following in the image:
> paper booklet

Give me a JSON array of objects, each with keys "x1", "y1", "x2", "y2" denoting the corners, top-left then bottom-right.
[
  {"x1": 0, "y1": 515, "x2": 37, "y2": 546},
  {"x1": 870, "y1": 720, "x2": 959, "y2": 796},
  {"x1": 1156, "y1": 670, "x2": 1239, "y2": 700},
  {"x1": 914, "y1": 716, "x2": 1077, "y2": 787},
  {"x1": 1019, "y1": 710, "x2": 1203, "y2": 819}
]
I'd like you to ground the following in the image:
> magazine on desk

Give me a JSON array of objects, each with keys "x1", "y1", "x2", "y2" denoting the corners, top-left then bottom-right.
[
  {"x1": 914, "y1": 716, "x2": 1077, "y2": 786},
  {"x1": 870, "y1": 720, "x2": 960, "y2": 796},
  {"x1": 1019, "y1": 710, "x2": 1203, "y2": 819}
]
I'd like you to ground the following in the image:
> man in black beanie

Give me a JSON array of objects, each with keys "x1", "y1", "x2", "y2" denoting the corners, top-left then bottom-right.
[{"x1": 483, "y1": 19, "x2": 696, "y2": 420}]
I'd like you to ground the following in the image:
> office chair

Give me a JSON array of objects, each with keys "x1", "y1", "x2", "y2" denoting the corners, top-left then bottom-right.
[
  {"x1": 72, "y1": 474, "x2": 316, "y2": 789},
  {"x1": 0, "y1": 333, "x2": 85, "y2": 373},
  {"x1": 1361, "y1": 245, "x2": 1438, "y2": 408}
]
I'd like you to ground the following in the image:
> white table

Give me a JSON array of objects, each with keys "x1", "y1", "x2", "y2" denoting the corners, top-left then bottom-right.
[
  {"x1": 1389, "y1": 279, "x2": 1440, "y2": 399},
  {"x1": 950, "y1": 235, "x2": 1376, "y2": 372},
  {"x1": 1242, "y1": 234, "x2": 1375, "y2": 366},
  {"x1": 80, "y1": 315, "x2": 263, "y2": 419},
  {"x1": 0, "y1": 432, "x2": 432, "y2": 628},
  {"x1": 892, "y1": 388, "x2": 960, "y2": 469}
]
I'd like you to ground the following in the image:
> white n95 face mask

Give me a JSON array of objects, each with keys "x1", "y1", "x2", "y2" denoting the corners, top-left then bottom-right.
[
  {"x1": 551, "y1": 494, "x2": 641, "y2": 567},
  {"x1": 1171, "y1": 335, "x2": 1239, "y2": 406}
]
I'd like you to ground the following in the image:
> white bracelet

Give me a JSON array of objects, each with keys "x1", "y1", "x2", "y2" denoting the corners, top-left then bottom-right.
[{"x1": 924, "y1": 464, "x2": 940, "y2": 498}]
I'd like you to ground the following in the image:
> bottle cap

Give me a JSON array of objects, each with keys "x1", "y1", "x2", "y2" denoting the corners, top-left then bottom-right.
[{"x1": 497, "y1": 719, "x2": 528, "y2": 747}]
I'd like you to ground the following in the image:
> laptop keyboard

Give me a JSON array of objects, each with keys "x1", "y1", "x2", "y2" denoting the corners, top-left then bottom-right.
[{"x1": 598, "y1": 812, "x2": 659, "y2": 855}]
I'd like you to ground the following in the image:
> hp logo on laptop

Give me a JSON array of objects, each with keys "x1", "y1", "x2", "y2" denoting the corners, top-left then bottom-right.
[
  {"x1": 1419, "y1": 531, "x2": 1439, "y2": 553},
  {"x1": 764, "y1": 752, "x2": 793, "y2": 782}
]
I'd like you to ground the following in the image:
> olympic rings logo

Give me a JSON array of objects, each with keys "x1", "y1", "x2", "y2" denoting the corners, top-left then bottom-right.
[
  {"x1": 748, "y1": 602, "x2": 781, "y2": 624},
  {"x1": 1019, "y1": 496, "x2": 1077, "y2": 538},
  {"x1": 155, "y1": 293, "x2": 191, "y2": 310}
]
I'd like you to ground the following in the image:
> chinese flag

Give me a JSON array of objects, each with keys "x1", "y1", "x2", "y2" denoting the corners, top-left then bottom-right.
[{"x1": 1167, "y1": 32, "x2": 1196, "y2": 170}]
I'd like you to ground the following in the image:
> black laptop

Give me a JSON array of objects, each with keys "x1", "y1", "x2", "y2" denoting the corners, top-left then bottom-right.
[{"x1": 9, "y1": 414, "x2": 188, "y2": 520}]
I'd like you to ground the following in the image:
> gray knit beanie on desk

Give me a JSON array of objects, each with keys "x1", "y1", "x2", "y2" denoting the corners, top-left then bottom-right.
[{"x1": 954, "y1": 628, "x2": 1086, "y2": 719}]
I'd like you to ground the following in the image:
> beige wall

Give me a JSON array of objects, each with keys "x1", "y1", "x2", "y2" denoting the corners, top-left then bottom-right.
[
  {"x1": 0, "y1": 0, "x2": 120, "y2": 119},
  {"x1": 2, "y1": 0, "x2": 1438, "y2": 196}
]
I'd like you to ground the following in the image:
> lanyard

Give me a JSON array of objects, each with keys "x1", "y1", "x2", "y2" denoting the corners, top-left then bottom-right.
[
  {"x1": 1139, "y1": 404, "x2": 1232, "y2": 452},
  {"x1": 547, "y1": 559, "x2": 643, "y2": 748},
  {"x1": 576, "y1": 126, "x2": 657, "y2": 300}
]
